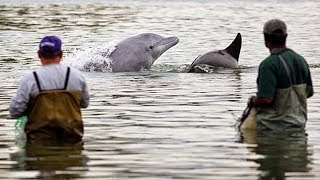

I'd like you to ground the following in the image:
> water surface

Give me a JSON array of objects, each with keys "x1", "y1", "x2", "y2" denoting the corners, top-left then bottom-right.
[{"x1": 0, "y1": 0, "x2": 320, "y2": 179}]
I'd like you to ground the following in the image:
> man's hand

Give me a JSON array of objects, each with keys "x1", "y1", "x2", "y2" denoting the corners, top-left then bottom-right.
[{"x1": 247, "y1": 96, "x2": 257, "y2": 107}]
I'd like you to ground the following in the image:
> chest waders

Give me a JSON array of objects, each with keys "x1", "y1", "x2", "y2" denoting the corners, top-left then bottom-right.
[
  {"x1": 257, "y1": 49, "x2": 308, "y2": 131},
  {"x1": 25, "y1": 67, "x2": 84, "y2": 142}
]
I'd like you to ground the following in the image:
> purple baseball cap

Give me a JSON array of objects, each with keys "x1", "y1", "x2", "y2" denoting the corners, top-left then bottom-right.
[{"x1": 39, "y1": 35, "x2": 62, "y2": 54}]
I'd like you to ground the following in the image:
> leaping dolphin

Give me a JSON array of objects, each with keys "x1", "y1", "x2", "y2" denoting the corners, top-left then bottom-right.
[
  {"x1": 111, "y1": 33, "x2": 179, "y2": 72},
  {"x1": 188, "y1": 33, "x2": 242, "y2": 72}
]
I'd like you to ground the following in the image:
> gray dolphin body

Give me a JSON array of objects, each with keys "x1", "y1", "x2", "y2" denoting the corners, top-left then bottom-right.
[
  {"x1": 188, "y1": 33, "x2": 242, "y2": 72},
  {"x1": 110, "y1": 33, "x2": 179, "y2": 72}
]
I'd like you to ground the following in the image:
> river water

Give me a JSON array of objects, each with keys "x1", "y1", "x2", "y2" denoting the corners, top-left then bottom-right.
[{"x1": 0, "y1": 0, "x2": 320, "y2": 179}]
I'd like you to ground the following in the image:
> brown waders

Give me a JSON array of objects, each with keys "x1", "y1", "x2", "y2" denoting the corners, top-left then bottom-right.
[{"x1": 25, "y1": 67, "x2": 84, "y2": 143}]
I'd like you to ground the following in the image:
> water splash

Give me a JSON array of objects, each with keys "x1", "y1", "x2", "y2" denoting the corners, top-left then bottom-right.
[
  {"x1": 149, "y1": 63, "x2": 189, "y2": 73},
  {"x1": 63, "y1": 41, "x2": 118, "y2": 72}
]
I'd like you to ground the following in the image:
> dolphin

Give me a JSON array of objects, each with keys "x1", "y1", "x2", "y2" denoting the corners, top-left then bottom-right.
[
  {"x1": 110, "y1": 33, "x2": 179, "y2": 72},
  {"x1": 188, "y1": 33, "x2": 242, "y2": 72}
]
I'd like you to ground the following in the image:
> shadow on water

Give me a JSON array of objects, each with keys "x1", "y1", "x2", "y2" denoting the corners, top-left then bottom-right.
[
  {"x1": 10, "y1": 141, "x2": 89, "y2": 179},
  {"x1": 239, "y1": 130, "x2": 311, "y2": 180}
]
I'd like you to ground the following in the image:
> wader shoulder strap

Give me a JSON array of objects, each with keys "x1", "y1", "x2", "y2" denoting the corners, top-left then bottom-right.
[
  {"x1": 33, "y1": 71, "x2": 42, "y2": 92},
  {"x1": 64, "y1": 67, "x2": 71, "y2": 90},
  {"x1": 278, "y1": 55, "x2": 293, "y2": 86},
  {"x1": 33, "y1": 67, "x2": 71, "y2": 91},
  {"x1": 278, "y1": 49, "x2": 305, "y2": 85},
  {"x1": 279, "y1": 54, "x2": 302, "y2": 99}
]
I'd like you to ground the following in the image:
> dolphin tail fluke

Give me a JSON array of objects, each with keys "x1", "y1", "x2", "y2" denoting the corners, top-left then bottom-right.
[{"x1": 225, "y1": 33, "x2": 242, "y2": 61}]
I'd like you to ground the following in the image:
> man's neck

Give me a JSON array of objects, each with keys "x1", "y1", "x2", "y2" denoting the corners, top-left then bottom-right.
[
  {"x1": 269, "y1": 45, "x2": 286, "y2": 53},
  {"x1": 41, "y1": 58, "x2": 61, "y2": 65}
]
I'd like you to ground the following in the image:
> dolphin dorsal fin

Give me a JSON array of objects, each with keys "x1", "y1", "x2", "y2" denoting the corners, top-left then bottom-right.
[{"x1": 225, "y1": 33, "x2": 242, "y2": 61}]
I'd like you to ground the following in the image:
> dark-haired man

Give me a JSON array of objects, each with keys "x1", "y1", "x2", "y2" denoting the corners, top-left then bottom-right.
[
  {"x1": 10, "y1": 36, "x2": 90, "y2": 142},
  {"x1": 249, "y1": 19, "x2": 313, "y2": 131}
]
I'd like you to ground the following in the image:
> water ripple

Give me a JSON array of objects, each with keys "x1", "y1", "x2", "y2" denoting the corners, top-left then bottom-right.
[{"x1": 0, "y1": 0, "x2": 320, "y2": 179}]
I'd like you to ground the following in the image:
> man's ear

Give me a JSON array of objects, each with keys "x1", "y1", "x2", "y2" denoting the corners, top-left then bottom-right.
[
  {"x1": 37, "y1": 51, "x2": 42, "y2": 59},
  {"x1": 264, "y1": 38, "x2": 270, "y2": 48}
]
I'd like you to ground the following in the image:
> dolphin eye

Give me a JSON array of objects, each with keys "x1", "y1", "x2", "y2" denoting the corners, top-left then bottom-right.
[{"x1": 149, "y1": 45, "x2": 153, "y2": 50}]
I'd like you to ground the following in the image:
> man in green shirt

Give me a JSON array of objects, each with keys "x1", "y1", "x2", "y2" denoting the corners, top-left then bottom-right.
[{"x1": 249, "y1": 19, "x2": 313, "y2": 131}]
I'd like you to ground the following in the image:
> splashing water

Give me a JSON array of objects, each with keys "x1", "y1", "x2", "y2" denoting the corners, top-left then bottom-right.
[{"x1": 63, "y1": 41, "x2": 118, "y2": 72}]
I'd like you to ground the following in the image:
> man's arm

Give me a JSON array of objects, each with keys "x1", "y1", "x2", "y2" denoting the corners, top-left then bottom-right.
[
  {"x1": 252, "y1": 59, "x2": 276, "y2": 108},
  {"x1": 80, "y1": 80, "x2": 90, "y2": 108},
  {"x1": 306, "y1": 70, "x2": 313, "y2": 98},
  {"x1": 248, "y1": 96, "x2": 273, "y2": 108},
  {"x1": 9, "y1": 80, "x2": 30, "y2": 118},
  {"x1": 307, "y1": 85, "x2": 313, "y2": 98}
]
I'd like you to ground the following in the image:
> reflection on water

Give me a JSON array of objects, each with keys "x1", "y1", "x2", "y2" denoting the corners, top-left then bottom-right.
[
  {"x1": 10, "y1": 142, "x2": 88, "y2": 179},
  {"x1": 241, "y1": 130, "x2": 311, "y2": 179}
]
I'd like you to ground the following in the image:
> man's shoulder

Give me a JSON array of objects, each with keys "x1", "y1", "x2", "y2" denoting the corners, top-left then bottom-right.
[
  {"x1": 42, "y1": 64, "x2": 84, "y2": 77},
  {"x1": 68, "y1": 66, "x2": 81, "y2": 73},
  {"x1": 66, "y1": 66, "x2": 88, "y2": 85},
  {"x1": 20, "y1": 70, "x2": 37, "y2": 83},
  {"x1": 69, "y1": 66, "x2": 85, "y2": 78},
  {"x1": 260, "y1": 55, "x2": 278, "y2": 68},
  {"x1": 274, "y1": 48, "x2": 306, "y2": 61}
]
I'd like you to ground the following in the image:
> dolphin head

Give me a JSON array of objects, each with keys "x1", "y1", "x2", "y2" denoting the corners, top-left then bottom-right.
[
  {"x1": 110, "y1": 33, "x2": 179, "y2": 72},
  {"x1": 143, "y1": 33, "x2": 179, "y2": 60}
]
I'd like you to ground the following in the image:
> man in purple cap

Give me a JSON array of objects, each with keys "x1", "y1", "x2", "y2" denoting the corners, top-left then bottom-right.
[
  {"x1": 9, "y1": 35, "x2": 90, "y2": 143},
  {"x1": 247, "y1": 19, "x2": 313, "y2": 131}
]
